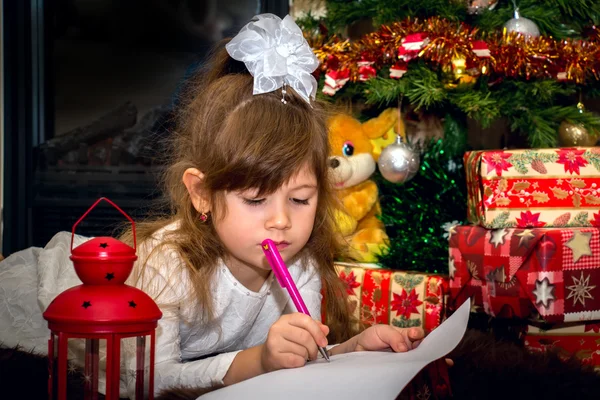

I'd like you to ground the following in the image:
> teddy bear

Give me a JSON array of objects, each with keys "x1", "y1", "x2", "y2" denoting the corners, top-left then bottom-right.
[{"x1": 327, "y1": 108, "x2": 398, "y2": 262}]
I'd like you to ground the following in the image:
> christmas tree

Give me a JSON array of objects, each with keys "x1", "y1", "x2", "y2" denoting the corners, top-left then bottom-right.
[{"x1": 295, "y1": 0, "x2": 600, "y2": 273}]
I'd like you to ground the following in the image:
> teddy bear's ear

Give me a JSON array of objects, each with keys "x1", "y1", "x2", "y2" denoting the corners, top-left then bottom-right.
[
  {"x1": 328, "y1": 113, "x2": 363, "y2": 147},
  {"x1": 361, "y1": 108, "x2": 398, "y2": 139}
]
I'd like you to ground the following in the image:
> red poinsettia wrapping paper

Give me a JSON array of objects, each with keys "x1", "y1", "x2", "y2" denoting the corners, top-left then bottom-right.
[
  {"x1": 333, "y1": 263, "x2": 448, "y2": 334},
  {"x1": 448, "y1": 225, "x2": 600, "y2": 323},
  {"x1": 525, "y1": 322, "x2": 600, "y2": 369},
  {"x1": 465, "y1": 148, "x2": 600, "y2": 229}
]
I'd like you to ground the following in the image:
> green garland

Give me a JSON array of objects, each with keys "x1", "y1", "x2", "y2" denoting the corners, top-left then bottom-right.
[{"x1": 375, "y1": 116, "x2": 468, "y2": 274}]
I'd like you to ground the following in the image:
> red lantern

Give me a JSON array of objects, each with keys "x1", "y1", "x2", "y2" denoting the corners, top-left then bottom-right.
[{"x1": 43, "y1": 198, "x2": 162, "y2": 399}]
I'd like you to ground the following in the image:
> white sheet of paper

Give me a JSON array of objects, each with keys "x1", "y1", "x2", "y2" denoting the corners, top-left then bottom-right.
[{"x1": 200, "y1": 299, "x2": 470, "y2": 400}]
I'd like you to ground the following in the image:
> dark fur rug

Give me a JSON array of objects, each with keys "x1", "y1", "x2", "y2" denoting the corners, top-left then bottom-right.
[
  {"x1": 446, "y1": 330, "x2": 600, "y2": 399},
  {"x1": 2, "y1": 329, "x2": 599, "y2": 399}
]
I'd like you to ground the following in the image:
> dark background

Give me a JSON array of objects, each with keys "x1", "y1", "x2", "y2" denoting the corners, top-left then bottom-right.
[{"x1": 2, "y1": 0, "x2": 289, "y2": 255}]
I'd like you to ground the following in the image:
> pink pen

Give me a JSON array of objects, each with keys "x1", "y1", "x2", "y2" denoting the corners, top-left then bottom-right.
[{"x1": 261, "y1": 238, "x2": 330, "y2": 362}]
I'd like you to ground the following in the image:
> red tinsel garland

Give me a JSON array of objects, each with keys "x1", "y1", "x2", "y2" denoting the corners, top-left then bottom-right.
[{"x1": 309, "y1": 17, "x2": 600, "y2": 90}]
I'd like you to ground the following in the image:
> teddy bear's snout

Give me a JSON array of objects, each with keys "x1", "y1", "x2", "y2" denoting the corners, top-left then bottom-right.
[{"x1": 329, "y1": 158, "x2": 341, "y2": 169}]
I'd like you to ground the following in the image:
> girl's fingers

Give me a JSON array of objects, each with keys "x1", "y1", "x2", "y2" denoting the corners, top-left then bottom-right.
[
  {"x1": 278, "y1": 340, "x2": 311, "y2": 364},
  {"x1": 287, "y1": 313, "x2": 329, "y2": 348},
  {"x1": 280, "y1": 325, "x2": 319, "y2": 361},
  {"x1": 318, "y1": 321, "x2": 330, "y2": 336},
  {"x1": 392, "y1": 326, "x2": 424, "y2": 349},
  {"x1": 379, "y1": 326, "x2": 424, "y2": 351},
  {"x1": 373, "y1": 326, "x2": 411, "y2": 352},
  {"x1": 406, "y1": 327, "x2": 425, "y2": 341}
]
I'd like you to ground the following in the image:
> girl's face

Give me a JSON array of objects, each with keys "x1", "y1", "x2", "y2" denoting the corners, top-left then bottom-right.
[{"x1": 213, "y1": 164, "x2": 319, "y2": 274}]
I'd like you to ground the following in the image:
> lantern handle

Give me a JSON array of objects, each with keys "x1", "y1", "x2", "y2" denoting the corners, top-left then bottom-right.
[{"x1": 71, "y1": 197, "x2": 137, "y2": 252}]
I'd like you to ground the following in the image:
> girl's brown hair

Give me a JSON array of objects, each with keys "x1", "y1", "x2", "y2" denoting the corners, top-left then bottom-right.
[{"x1": 124, "y1": 40, "x2": 358, "y2": 343}]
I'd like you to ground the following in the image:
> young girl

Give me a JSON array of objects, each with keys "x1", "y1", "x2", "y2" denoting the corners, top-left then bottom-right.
[
  {"x1": 122, "y1": 13, "x2": 425, "y2": 396},
  {"x1": 0, "y1": 13, "x2": 424, "y2": 399}
]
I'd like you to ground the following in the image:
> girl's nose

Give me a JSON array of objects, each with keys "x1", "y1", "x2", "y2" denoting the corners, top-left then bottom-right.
[{"x1": 265, "y1": 205, "x2": 291, "y2": 230}]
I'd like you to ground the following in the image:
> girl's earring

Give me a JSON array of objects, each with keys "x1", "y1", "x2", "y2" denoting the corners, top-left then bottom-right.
[{"x1": 199, "y1": 211, "x2": 209, "y2": 223}]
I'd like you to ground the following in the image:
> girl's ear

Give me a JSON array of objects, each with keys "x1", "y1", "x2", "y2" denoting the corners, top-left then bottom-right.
[{"x1": 182, "y1": 168, "x2": 210, "y2": 213}]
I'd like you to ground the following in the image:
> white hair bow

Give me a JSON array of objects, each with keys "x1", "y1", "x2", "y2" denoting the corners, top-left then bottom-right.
[{"x1": 225, "y1": 14, "x2": 319, "y2": 104}]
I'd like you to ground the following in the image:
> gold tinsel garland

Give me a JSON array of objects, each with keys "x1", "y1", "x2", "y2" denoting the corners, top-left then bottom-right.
[{"x1": 310, "y1": 17, "x2": 600, "y2": 85}]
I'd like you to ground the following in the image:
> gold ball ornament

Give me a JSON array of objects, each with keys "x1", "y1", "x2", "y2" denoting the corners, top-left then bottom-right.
[
  {"x1": 442, "y1": 56, "x2": 476, "y2": 89},
  {"x1": 558, "y1": 121, "x2": 598, "y2": 147}
]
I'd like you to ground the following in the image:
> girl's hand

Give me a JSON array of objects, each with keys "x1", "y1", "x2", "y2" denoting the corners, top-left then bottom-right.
[
  {"x1": 260, "y1": 313, "x2": 329, "y2": 373},
  {"x1": 353, "y1": 325, "x2": 424, "y2": 353}
]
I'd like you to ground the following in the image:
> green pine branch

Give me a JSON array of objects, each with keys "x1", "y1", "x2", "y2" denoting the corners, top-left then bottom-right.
[
  {"x1": 362, "y1": 65, "x2": 600, "y2": 149},
  {"x1": 321, "y1": 0, "x2": 599, "y2": 39},
  {"x1": 364, "y1": 63, "x2": 447, "y2": 109},
  {"x1": 448, "y1": 88, "x2": 500, "y2": 128},
  {"x1": 470, "y1": 0, "x2": 599, "y2": 39},
  {"x1": 325, "y1": 0, "x2": 466, "y2": 32},
  {"x1": 475, "y1": 2, "x2": 573, "y2": 39},
  {"x1": 363, "y1": 75, "x2": 408, "y2": 107}
]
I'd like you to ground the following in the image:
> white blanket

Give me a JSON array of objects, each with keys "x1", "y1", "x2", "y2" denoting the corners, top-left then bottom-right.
[{"x1": 0, "y1": 232, "x2": 88, "y2": 352}]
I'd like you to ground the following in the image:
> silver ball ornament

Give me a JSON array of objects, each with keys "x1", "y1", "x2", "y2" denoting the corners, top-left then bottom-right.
[
  {"x1": 504, "y1": 8, "x2": 540, "y2": 37},
  {"x1": 377, "y1": 136, "x2": 420, "y2": 184}
]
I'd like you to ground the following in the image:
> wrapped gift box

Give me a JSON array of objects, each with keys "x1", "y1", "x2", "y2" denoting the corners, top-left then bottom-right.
[
  {"x1": 525, "y1": 322, "x2": 600, "y2": 369},
  {"x1": 334, "y1": 263, "x2": 448, "y2": 334},
  {"x1": 448, "y1": 225, "x2": 600, "y2": 323},
  {"x1": 465, "y1": 148, "x2": 600, "y2": 229}
]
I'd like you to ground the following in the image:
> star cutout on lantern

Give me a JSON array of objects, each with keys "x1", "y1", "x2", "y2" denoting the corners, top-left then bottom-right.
[
  {"x1": 125, "y1": 369, "x2": 137, "y2": 385},
  {"x1": 565, "y1": 231, "x2": 593, "y2": 263},
  {"x1": 516, "y1": 229, "x2": 536, "y2": 248},
  {"x1": 99, "y1": 243, "x2": 109, "y2": 248},
  {"x1": 566, "y1": 271, "x2": 597, "y2": 307},
  {"x1": 68, "y1": 363, "x2": 78, "y2": 375},
  {"x1": 490, "y1": 228, "x2": 508, "y2": 248},
  {"x1": 448, "y1": 257, "x2": 456, "y2": 279},
  {"x1": 128, "y1": 300, "x2": 137, "y2": 308},
  {"x1": 105, "y1": 272, "x2": 115, "y2": 281},
  {"x1": 532, "y1": 277, "x2": 555, "y2": 308},
  {"x1": 82, "y1": 301, "x2": 92, "y2": 309}
]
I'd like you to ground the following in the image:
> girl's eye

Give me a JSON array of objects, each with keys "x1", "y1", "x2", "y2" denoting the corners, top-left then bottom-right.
[
  {"x1": 242, "y1": 198, "x2": 265, "y2": 206},
  {"x1": 291, "y1": 198, "x2": 310, "y2": 205}
]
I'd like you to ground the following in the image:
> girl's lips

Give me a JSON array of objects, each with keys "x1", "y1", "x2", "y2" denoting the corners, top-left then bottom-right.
[{"x1": 275, "y1": 242, "x2": 289, "y2": 250}]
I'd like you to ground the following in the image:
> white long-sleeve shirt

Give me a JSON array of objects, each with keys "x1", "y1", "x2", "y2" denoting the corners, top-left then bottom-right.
[{"x1": 132, "y1": 228, "x2": 323, "y2": 396}]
